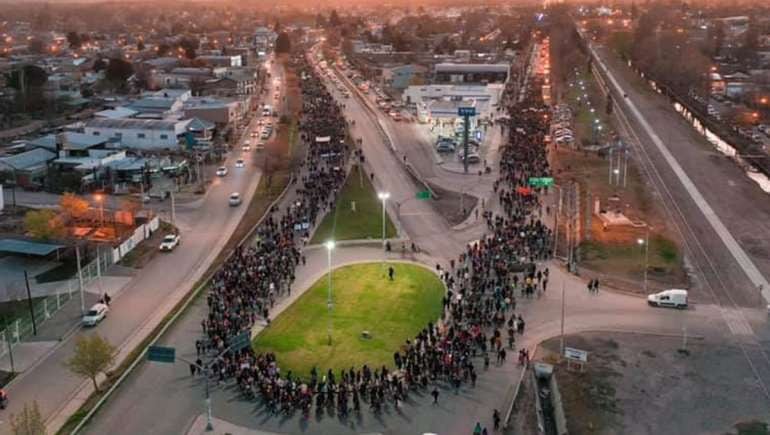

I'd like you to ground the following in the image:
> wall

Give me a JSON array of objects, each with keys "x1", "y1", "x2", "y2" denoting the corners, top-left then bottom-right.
[
  {"x1": 84, "y1": 127, "x2": 180, "y2": 150},
  {"x1": 111, "y1": 215, "x2": 160, "y2": 263}
]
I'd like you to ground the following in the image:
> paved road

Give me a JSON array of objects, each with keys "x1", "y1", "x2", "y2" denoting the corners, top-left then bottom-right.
[{"x1": 0, "y1": 57, "x2": 284, "y2": 434}]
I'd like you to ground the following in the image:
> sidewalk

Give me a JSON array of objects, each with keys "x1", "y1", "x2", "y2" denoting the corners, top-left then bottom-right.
[{"x1": 0, "y1": 274, "x2": 132, "y2": 373}]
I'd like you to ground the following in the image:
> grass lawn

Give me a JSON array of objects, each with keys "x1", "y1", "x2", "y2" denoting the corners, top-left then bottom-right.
[
  {"x1": 253, "y1": 262, "x2": 444, "y2": 378},
  {"x1": 311, "y1": 165, "x2": 397, "y2": 244}
]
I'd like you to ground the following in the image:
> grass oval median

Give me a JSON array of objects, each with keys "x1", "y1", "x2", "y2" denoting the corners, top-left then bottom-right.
[{"x1": 253, "y1": 262, "x2": 445, "y2": 378}]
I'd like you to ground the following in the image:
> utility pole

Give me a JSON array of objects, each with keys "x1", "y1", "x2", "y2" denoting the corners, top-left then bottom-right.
[
  {"x1": 560, "y1": 280, "x2": 566, "y2": 356},
  {"x1": 1, "y1": 316, "x2": 14, "y2": 373},
  {"x1": 23, "y1": 271, "x2": 37, "y2": 336},
  {"x1": 76, "y1": 245, "x2": 85, "y2": 315},
  {"x1": 170, "y1": 190, "x2": 176, "y2": 228}
]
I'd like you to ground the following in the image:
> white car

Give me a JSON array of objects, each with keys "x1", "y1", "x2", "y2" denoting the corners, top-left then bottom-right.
[
  {"x1": 216, "y1": 166, "x2": 228, "y2": 177},
  {"x1": 235, "y1": 159, "x2": 245, "y2": 168},
  {"x1": 159, "y1": 234, "x2": 181, "y2": 251},
  {"x1": 647, "y1": 289, "x2": 688, "y2": 309},
  {"x1": 82, "y1": 303, "x2": 109, "y2": 327},
  {"x1": 229, "y1": 192, "x2": 242, "y2": 206}
]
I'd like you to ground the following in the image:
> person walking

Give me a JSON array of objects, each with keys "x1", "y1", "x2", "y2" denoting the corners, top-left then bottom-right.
[
  {"x1": 493, "y1": 409, "x2": 501, "y2": 430},
  {"x1": 388, "y1": 266, "x2": 395, "y2": 280},
  {"x1": 431, "y1": 387, "x2": 439, "y2": 404},
  {"x1": 189, "y1": 363, "x2": 196, "y2": 376},
  {"x1": 474, "y1": 422, "x2": 483, "y2": 435}
]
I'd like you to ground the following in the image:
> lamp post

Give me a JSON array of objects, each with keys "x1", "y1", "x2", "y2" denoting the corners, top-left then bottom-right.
[
  {"x1": 94, "y1": 194, "x2": 104, "y2": 228},
  {"x1": 325, "y1": 240, "x2": 335, "y2": 345},
  {"x1": 377, "y1": 192, "x2": 390, "y2": 250},
  {"x1": 637, "y1": 227, "x2": 650, "y2": 293}
]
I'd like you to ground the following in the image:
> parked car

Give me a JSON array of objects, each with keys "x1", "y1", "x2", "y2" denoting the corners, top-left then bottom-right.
[
  {"x1": 159, "y1": 234, "x2": 181, "y2": 251},
  {"x1": 242, "y1": 142, "x2": 251, "y2": 151},
  {"x1": 216, "y1": 166, "x2": 228, "y2": 177},
  {"x1": 82, "y1": 303, "x2": 109, "y2": 326},
  {"x1": 436, "y1": 141, "x2": 456, "y2": 153},
  {"x1": 235, "y1": 159, "x2": 245, "y2": 168},
  {"x1": 647, "y1": 289, "x2": 688, "y2": 309},
  {"x1": 255, "y1": 141, "x2": 265, "y2": 151},
  {"x1": 458, "y1": 152, "x2": 482, "y2": 164},
  {"x1": 229, "y1": 192, "x2": 242, "y2": 206}
]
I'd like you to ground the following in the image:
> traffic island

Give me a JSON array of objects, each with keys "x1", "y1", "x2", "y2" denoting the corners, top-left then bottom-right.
[
  {"x1": 253, "y1": 262, "x2": 444, "y2": 377},
  {"x1": 311, "y1": 165, "x2": 397, "y2": 243}
]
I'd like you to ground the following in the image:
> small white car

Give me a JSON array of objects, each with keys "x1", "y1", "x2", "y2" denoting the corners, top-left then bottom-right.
[
  {"x1": 82, "y1": 303, "x2": 109, "y2": 327},
  {"x1": 216, "y1": 166, "x2": 228, "y2": 177},
  {"x1": 159, "y1": 234, "x2": 181, "y2": 251},
  {"x1": 648, "y1": 289, "x2": 688, "y2": 309},
  {"x1": 229, "y1": 192, "x2": 242, "y2": 206},
  {"x1": 235, "y1": 159, "x2": 245, "y2": 168}
]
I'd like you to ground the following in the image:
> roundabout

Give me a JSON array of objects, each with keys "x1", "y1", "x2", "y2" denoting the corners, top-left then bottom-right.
[{"x1": 253, "y1": 262, "x2": 445, "y2": 377}]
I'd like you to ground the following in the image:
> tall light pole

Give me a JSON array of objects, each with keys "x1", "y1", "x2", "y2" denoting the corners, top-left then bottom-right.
[
  {"x1": 377, "y1": 192, "x2": 390, "y2": 250},
  {"x1": 637, "y1": 227, "x2": 650, "y2": 293},
  {"x1": 94, "y1": 194, "x2": 104, "y2": 227},
  {"x1": 325, "y1": 240, "x2": 335, "y2": 345}
]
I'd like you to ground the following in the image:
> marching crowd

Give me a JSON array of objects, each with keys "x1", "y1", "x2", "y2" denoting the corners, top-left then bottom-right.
[{"x1": 193, "y1": 48, "x2": 554, "y2": 422}]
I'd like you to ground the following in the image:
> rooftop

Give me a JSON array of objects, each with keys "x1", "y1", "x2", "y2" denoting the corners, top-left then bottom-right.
[
  {"x1": 86, "y1": 118, "x2": 188, "y2": 131},
  {"x1": 0, "y1": 239, "x2": 65, "y2": 256},
  {"x1": 434, "y1": 63, "x2": 510, "y2": 74}
]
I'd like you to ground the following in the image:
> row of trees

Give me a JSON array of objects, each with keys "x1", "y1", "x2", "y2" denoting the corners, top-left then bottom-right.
[{"x1": 24, "y1": 193, "x2": 140, "y2": 241}]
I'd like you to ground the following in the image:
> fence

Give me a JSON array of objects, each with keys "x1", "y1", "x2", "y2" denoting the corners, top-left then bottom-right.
[{"x1": 0, "y1": 250, "x2": 111, "y2": 363}]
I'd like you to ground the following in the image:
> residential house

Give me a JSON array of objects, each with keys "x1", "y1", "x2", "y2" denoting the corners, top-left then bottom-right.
[
  {"x1": 198, "y1": 55, "x2": 243, "y2": 68},
  {"x1": 183, "y1": 97, "x2": 240, "y2": 128},
  {"x1": 0, "y1": 147, "x2": 57, "y2": 188}
]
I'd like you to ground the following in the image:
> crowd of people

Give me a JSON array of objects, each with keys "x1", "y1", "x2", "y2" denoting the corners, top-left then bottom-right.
[{"x1": 192, "y1": 47, "x2": 556, "y2": 422}]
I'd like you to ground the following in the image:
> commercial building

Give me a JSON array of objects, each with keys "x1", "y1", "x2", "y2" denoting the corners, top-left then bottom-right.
[
  {"x1": 84, "y1": 118, "x2": 192, "y2": 150},
  {"x1": 433, "y1": 63, "x2": 510, "y2": 85}
]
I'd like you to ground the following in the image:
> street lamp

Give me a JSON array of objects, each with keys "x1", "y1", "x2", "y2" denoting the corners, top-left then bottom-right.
[
  {"x1": 377, "y1": 192, "x2": 390, "y2": 250},
  {"x1": 325, "y1": 240, "x2": 335, "y2": 345},
  {"x1": 637, "y1": 228, "x2": 650, "y2": 293},
  {"x1": 94, "y1": 194, "x2": 104, "y2": 227}
]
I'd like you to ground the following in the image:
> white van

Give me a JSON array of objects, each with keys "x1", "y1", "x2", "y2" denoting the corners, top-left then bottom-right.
[{"x1": 647, "y1": 289, "x2": 688, "y2": 309}]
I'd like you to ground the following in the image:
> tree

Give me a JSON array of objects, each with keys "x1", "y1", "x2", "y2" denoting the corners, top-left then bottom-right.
[
  {"x1": 5, "y1": 65, "x2": 48, "y2": 90},
  {"x1": 24, "y1": 209, "x2": 65, "y2": 240},
  {"x1": 10, "y1": 401, "x2": 46, "y2": 435},
  {"x1": 105, "y1": 58, "x2": 134, "y2": 86},
  {"x1": 329, "y1": 9, "x2": 341, "y2": 27},
  {"x1": 59, "y1": 192, "x2": 90, "y2": 222},
  {"x1": 27, "y1": 39, "x2": 45, "y2": 55},
  {"x1": 66, "y1": 31, "x2": 82, "y2": 49},
  {"x1": 179, "y1": 37, "x2": 199, "y2": 60},
  {"x1": 65, "y1": 335, "x2": 116, "y2": 393},
  {"x1": 275, "y1": 32, "x2": 291, "y2": 54}
]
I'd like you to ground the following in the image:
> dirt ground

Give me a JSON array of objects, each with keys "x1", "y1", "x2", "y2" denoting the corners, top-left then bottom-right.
[
  {"x1": 529, "y1": 332, "x2": 770, "y2": 435},
  {"x1": 549, "y1": 36, "x2": 688, "y2": 295},
  {"x1": 429, "y1": 182, "x2": 478, "y2": 226}
]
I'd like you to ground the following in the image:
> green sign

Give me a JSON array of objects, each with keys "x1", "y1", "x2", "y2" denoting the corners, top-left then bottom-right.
[
  {"x1": 528, "y1": 177, "x2": 554, "y2": 188},
  {"x1": 230, "y1": 331, "x2": 251, "y2": 352},
  {"x1": 147, "y1": 345, "x2": 176, "y2": 363},
  {"x1": 416, "y1": 190, "x2": 431, "y2": 200}
]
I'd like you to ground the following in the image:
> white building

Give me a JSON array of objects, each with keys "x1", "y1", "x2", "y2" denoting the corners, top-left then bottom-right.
[{"x1": 84, "y1": 118, "x2": 193, "y2": 150}]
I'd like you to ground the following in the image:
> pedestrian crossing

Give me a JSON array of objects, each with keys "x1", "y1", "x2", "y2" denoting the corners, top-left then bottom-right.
[{"x1": 721, "y1": 307, "x2": 754, "y2": 336}]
